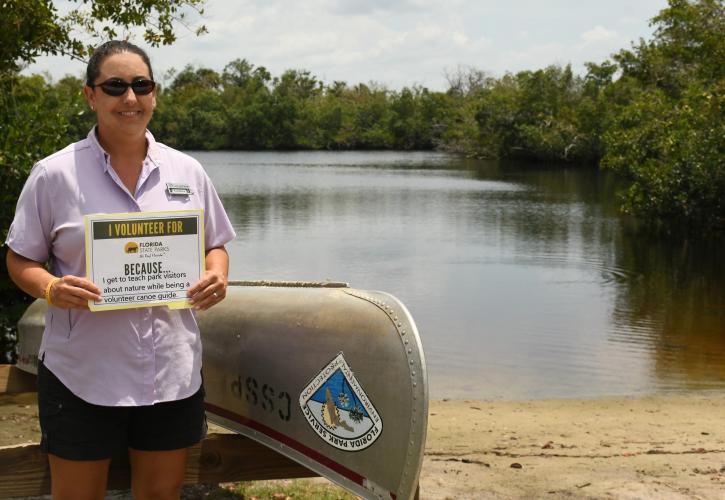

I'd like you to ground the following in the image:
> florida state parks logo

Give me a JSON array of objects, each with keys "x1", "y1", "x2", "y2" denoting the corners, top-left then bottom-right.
[{"x1": 299, "y1": 352, "x2": 382, "y2": 452}]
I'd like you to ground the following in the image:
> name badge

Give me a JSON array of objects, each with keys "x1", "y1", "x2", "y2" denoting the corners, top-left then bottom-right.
[{"x1": 166, "y1": 183, "x2": 192, "y2": 196}]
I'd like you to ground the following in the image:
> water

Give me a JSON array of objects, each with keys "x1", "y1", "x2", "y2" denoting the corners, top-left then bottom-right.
[{"x1": 191, "y1": 150, "x2": 725, "y2": 400}]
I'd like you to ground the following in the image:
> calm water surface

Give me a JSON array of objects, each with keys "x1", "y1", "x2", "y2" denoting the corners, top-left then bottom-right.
[{"x1": 191, "y1": 150, "x2": 725, "y2": 400}]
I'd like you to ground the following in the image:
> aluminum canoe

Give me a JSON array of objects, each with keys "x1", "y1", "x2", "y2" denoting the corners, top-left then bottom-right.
[{"x1": 16, "y1": 282, "x2": 428, "y2": 500}]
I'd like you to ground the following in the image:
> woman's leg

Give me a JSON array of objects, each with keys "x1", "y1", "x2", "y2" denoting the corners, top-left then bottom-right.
[
  {"x1": 127, "y1": 380, "x2": 205, "y2": 499},
  {"x1": 128, "y1": 447, "x2": 188, "y2": 500},
  {"x1": 38, "y1": 361, "x2": 124, "y2": 499},
  {"x1": 48, "y1": 454, "x2": 111, "y2": 500}
]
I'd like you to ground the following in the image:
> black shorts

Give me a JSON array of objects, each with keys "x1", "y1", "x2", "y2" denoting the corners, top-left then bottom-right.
[{"x1": 38, "y1": 361, "x2": 207, "y2": 461}]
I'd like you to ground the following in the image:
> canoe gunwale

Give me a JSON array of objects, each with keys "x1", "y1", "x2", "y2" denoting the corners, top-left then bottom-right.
[
  {"x1": 341, "y1": 288, "x2": 428, "y2": 499},
  {"x1": 228, "y1": 280, "x2": 349, "y2": 288}
]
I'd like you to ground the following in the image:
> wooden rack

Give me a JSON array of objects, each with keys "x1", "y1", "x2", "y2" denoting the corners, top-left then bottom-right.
[{"x1": 0, "y1": 365, "x2": 317, "y2": 498}]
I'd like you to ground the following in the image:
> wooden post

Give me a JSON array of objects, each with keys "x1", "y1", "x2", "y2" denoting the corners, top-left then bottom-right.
[{"x1": 0, "y1": 364, "x2": 36, "y2": 394}]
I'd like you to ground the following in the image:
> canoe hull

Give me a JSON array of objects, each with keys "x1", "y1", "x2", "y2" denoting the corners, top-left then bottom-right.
[{"x1": 17, "y1": 284, "x2": 427, "y2": 500}]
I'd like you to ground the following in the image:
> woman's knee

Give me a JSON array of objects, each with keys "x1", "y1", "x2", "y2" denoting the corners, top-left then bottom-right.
[
  {"x1": 131, "y1": 480, "x2": 184, "y2": 500},
  {"x1": 129, "y1": 448, "x2": 188, "y2": 500},
  {"x1": 48, "y1": 454, "x2": 110, "y2": 500}
]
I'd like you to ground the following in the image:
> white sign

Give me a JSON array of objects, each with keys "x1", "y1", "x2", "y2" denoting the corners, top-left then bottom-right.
[{"x1": 84, "y1": 210, "x2": 205, "y2": 311}]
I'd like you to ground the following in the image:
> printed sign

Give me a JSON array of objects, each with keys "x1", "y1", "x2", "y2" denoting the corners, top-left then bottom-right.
[
  {"x1": 84, "y1": 210, "x2": 205, "y2": 311},
  {"x1": 299, "y1": 352, "x2": 383, "y2": 452}
]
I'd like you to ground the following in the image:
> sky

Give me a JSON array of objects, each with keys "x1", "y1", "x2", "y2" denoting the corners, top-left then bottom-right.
[{"x1": 27, "y1": 0, "x2": 670, "y2": 90}]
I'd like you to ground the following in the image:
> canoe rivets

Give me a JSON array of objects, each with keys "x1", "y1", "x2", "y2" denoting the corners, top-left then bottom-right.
[
  {"x1": 401, "y1": 329, "x2": 406, "y2": 334},
  {"x1": 413, "y1": 382, "x2": 417, "y2": 387},
  {"x1": 404, "y1": 339, "x2": 409, "y2": 344},
  {"x1": 409, "y1": 360, "x2": 414, "y2": 365},
  {"x1": 407, "y1": 348, "x2": 412, "y2": 354},
  {"x1": 411, "y1": 371, "x2": 416, "y2": 376}
]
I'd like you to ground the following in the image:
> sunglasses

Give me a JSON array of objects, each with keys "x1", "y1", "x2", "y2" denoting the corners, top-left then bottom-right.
[{"x1": 89, "y1": 78, "x2": 156, "y2": 97}]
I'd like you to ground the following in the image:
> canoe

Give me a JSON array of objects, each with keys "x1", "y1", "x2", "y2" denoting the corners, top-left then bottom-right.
[{"x1": 16, "y1": 282, "x2": 428, "y2": 500}]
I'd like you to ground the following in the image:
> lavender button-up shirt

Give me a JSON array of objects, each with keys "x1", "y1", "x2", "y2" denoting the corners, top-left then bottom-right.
[{"x1": 6, "y1": 128, "x2": 236, "y2": 406}]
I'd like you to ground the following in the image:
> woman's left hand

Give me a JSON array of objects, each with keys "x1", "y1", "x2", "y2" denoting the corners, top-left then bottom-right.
[{"x1": 187, "y1": 247, "x2": 229, "y2": 310}]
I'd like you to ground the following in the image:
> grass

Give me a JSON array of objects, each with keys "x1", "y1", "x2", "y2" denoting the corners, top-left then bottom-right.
[{"x1": 193, "y1": 479, "x2": 358, "y2": 499}]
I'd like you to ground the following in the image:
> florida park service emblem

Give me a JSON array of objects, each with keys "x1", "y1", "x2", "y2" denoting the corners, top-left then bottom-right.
[{"x1": 299, "y1": 353, "x2": 382, "y2": 451}]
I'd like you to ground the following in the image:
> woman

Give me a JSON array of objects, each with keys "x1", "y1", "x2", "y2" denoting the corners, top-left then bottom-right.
[{"x1": 5, "y1": 41, "x2": 236, "y2": 500}]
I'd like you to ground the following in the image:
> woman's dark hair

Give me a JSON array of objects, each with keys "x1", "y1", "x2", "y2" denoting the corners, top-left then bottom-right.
[{"x1": 86, "y1": 40, "x2": 154, "y2": 86}]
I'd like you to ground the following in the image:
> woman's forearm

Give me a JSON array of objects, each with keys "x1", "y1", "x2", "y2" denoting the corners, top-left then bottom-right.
[
  {"x1": 6, "y1": 248, "x2": 54, "y2": 299},
  {"x1": 6, "y1": 248, "x2": 101, "y2": 308},
  {"x1": 187, "y1": 246, "x2": 229, "y2": 310},
  {"x1": 205, "y1": 246, "x2": 229, "y2": 278}
]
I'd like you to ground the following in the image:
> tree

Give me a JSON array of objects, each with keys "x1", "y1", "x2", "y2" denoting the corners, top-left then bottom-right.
[
  {"x1": 223, "y1": 64, "x2": 274, "y2": 149},
  {"x1": 269, "y1": 70, "x2": 322, "y2": 148},
  {"x1": 1, "y1": 0, "x2": 206, "y2": 73},
  {"x1": 602, "y1": 0, "x2": 725, "y2": 232},
  {"x1": 612, "y1": 0, "x2": 723, "y2": 96},
  {"x1": 169, "y1": 65, "x2": 222, "y2": 91}
]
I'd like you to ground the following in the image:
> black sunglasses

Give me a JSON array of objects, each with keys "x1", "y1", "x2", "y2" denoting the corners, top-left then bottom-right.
[{"x1": 89, "y1": 78, "x2": 156, "y2": 97}]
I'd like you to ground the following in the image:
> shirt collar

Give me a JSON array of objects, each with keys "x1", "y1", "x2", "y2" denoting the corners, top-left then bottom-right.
[{"x1": 86, "y1": 126, "x2": 162, "y2": 173}]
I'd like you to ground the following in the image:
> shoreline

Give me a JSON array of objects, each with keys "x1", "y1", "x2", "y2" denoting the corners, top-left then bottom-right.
[
  {"x1": 421, "y1": 392, "x2": 725, "y2": 499},
  {"x1": 2, "y1": 391, "x2": 724, "y2": 498}
]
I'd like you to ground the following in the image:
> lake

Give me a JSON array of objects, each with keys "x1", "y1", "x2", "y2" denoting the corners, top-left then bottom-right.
[{"x1": 192, "y1": 150, "x2": 725, "y2": 400}]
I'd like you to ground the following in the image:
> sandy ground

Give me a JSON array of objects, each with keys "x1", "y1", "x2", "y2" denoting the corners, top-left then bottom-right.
[
  {"x1": 421, "y1": 394, "x2": 725, "y2": 499},
  {"x1": 2, "y1": 392, "x2": 724, "y2": 499}
]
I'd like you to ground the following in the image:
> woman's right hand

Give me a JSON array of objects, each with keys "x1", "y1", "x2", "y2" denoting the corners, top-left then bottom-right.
[{"x1": 48, "y1": 275, "x2": 102, "y2": 309}]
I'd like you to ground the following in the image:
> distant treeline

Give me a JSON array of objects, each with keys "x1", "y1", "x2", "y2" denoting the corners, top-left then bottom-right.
[{"x1": 11, "y1": 62, "x2": 609, "y2": 160}]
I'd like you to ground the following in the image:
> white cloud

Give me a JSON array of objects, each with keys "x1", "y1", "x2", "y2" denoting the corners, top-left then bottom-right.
[
  {"x1": 328, "y1": 0, "x2": 416, "y2": 15},
  {"x1": 153, "y1": 0, "x2": 493, "y2": 89},
  {"x1": 581, "y1": 26, "x2": 620, "y2": 44},
  {"x1": 23, "y1": 0, "x2": 666, "y2": 90},
  {"x1": 618, "y1": 16, "x2": 641, "y2": 25}
]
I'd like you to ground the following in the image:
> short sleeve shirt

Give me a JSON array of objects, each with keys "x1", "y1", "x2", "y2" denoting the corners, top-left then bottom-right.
[{"x1": 6, "y1": 128, "x2": 236, "y2": 406}]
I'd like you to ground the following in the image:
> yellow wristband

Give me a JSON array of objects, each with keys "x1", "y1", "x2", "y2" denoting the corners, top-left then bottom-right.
[{"x1": 44, "y1": 277, "x2": 61, "y2": 305}]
